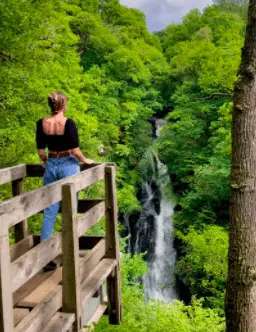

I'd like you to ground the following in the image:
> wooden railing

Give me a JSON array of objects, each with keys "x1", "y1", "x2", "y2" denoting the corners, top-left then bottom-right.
[{"x1": 0, "y1": 163, "x2": 122, "y2": 332}]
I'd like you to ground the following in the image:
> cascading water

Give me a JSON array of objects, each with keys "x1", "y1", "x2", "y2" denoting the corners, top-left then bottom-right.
[
  {"x1": 125, "y1": 118, "x2": 178, "y2": 303},
  {"x1": 143, "y1": 160, "x2": 178, "y2": 302}
]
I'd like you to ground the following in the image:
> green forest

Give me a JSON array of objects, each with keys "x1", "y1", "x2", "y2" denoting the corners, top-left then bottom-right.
[{"x1": 0, "y1": 0, "x2": 250, "y2": 330}]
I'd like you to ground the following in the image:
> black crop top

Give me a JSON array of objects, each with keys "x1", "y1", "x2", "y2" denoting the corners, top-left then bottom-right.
[{"x1": 36, "y1": 118, "x2": 79, "y2": 152}]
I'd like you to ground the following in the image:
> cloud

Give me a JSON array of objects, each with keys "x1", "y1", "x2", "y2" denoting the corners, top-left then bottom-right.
[{"x1": 119, "y1": 0, "x2": 213, "y2": 32}]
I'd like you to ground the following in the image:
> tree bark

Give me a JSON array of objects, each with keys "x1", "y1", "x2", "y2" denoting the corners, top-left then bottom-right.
[{"x1": 226, "y1": 2, "x2": 256, "y2": 332}]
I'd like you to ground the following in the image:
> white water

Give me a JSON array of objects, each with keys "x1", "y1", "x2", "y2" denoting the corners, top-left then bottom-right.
[
  {"x1": 143, "y1": 165, "x2": 178, "y2": 302},
  {"x1": 143, "y1": 119, "x2": 178, "y2": 302}
]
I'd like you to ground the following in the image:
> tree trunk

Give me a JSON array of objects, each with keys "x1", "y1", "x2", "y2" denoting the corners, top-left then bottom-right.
[{"x1": 226, "y1": 2, "x2": 256, "y2": 332}]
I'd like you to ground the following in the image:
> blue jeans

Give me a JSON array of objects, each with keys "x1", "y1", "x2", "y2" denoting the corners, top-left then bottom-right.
[{"x1": 41, "y1": 156, "x2": 80, "y2": 241}]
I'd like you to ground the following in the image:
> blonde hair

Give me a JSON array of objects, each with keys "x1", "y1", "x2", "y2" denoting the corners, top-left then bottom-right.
[{"x1": 48, "y1": 92, "x2": 68, "y2": 114}]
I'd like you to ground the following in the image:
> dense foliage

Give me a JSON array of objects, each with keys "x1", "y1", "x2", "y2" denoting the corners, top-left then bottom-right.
[
  {"x1": 94, "y1": 252, "x2": 225, "y2": 332},
  {"x1": 158, "y1": 0, "x2": 247, "y2": 314},
  {"x1": 0, "y1": 0, "x2": 168, "y2": 213}
]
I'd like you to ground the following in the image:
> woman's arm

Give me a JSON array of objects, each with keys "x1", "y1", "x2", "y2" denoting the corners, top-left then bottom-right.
[
  {"x1": 68, "y1": 120, "x2": 95, "y2": 164},
  {"x1": 36, "y1": 120, "x2": 47, "y2": 167},
  {"x1": 71, "y1": 148, "x2": 95, "y2": 164},
  {"x1": 38, "y1": 149, "x2": 48, "y2": 167}
]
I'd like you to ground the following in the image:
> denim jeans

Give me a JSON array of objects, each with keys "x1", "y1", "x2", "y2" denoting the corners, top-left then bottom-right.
[{"x1": 41, "y1": 156, "x2": 80, "y2": 241}]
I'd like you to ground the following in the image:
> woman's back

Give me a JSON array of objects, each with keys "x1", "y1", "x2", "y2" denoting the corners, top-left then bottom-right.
[
  {"x1": 42, "y1": 116, "x2": 68, "y2": 136},
  {"x1": 37, "y1": 117, "x2": 79, "y2": 152}
]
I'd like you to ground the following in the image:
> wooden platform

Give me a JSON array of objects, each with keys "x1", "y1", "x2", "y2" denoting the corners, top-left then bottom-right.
[{"x1": 0, "y1": 163, "x2": 122, "y2": 332}]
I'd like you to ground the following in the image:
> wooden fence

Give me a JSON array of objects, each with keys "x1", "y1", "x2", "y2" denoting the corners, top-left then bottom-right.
[{"x1": 0, "y1": 163, "x2": 122, "y2": 332}]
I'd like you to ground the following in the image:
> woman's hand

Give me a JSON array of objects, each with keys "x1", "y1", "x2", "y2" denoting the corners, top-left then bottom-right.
[
  {"x1": 71, "y1": 148, "x2": 96, "y2": 165},
  {"x1": 84, "y1": 158, "x2": 95, "y2": 165}
]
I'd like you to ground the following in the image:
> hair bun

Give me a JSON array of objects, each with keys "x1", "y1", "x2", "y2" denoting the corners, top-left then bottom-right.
[{"x1": 48, "y1": 91, "x2": 68, "y2": 114}]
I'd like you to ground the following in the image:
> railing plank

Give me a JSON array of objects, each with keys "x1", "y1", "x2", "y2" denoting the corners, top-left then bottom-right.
[
  {"x1": 77, "y1": 201, "x2": 105, "y2": 238},
  {"x1": 0, "y1": 165, "x2": 26, "y2": 186},
  {"x1": 38, "y1": 199, "x2": 104, "y2": 215},
  {"x1": 14, "y1": 287, "x2": 62, "y2": 332},
  {"x1": 77, "y1": 199, "x2": 104, "y2": 214},
  {"x1": 85, "y1": 304, "x2": 107, "y2": 330},
  {"x1": 105, "y1": 166, "x2": 122, "y2": 325},
  {"x1": 10, "y1": 235, "x2": 34, "y2": 262},
  {"x1": 0, "y1": 223, "x2": 14, "y2": 332},
  {"x1": 26, "y1": 163, "x2": 114, "y2": 178},
  {"x1": 41, "y1": 312, "x2": 75, "y2": 332},
  {"x1": 12, "y1": 178, "x2": 28, "y2": 242},
  {"x1": 80, "y1": 239, "x2": 106, "y2": 281},
  {"x1": 62, "y1": 183, "x2": 81, "y2": 332},
  {"x1": 81, "y1": 258, "x2": 116, "y2": 308},
  {"x1": 11, "y1": 233, "x2": 62, "y2": 292},
  {"x1": 0, "y1": 164, "x2": 105, "y2": 228},
  {"x1": 79, "y1": 236, "x2": 104, "y2": 250},
  {"x1": 14, "y1": 308, "x2": 29, "y2": 327}
]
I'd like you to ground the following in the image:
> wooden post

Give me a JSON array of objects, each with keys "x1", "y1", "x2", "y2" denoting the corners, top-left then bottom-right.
[
  {"x1": 62, "y1": 183, "x2": 81, "y2": 332},
  {"x1": 105, "y1": 166, "x2": 122, "y2": 324},
  {"x1": 12, "y1": 179, "x2": 28, "y2": 242},
  {"x1": 0, "y1": 222, "x2": 14, "y2": 332}
]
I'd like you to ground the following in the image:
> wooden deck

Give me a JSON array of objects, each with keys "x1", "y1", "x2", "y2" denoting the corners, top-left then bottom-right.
[{"x1": 0, "y1": 163, "x2": 122, "y2": 332}]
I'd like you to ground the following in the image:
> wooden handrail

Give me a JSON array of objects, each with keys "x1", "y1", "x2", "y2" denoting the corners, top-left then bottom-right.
[
  {"x1": 77, "y1": 201, "x2": 105, "y2": 238},
  {"x1": 26, "y1": 162, "x2": 115, "y2": 178},
  {"x1": 0, "y1": 165, "x2": 26, "y2": 186},
  {"x1": 0, "y1": 163, "x2": 122, "y2": 331},
  {"x1": 11, "y1": 232, "x2": 62, "y2": 292},
  {"x1": 0, "y1": 164, "x2": 105, "y2": 228}
]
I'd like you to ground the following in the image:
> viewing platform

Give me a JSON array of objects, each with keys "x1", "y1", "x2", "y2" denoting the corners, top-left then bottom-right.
[{"x1": 0, "y1": 163, "x2": 122, "y2": 332}]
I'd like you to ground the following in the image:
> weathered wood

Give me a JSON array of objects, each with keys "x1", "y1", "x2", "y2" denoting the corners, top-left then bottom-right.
[
  {"x1": 38, "y1": 200, "x2": 104, "y2": 215},
  {"x1": 11, "y1": 232, "x2": 62, "y2": 292},
  {"x1": 14, "y1": 308, "x2": 30, "y2": 327},
  {"x1": 17, "y1": 238, "x2": 105, "y2": 308},
  {"x1": 0, "y1": 164, "x2": 105, "y2": 227},
  {"x1": 26, "y1": 163, "x2": 114, "y2": 178},
  {"x1": 79, "y1": 236, "x2": 104, "y2": 250},
  {"x1": 81, "y1": 258, "x2": 116, "y2": 307},
  {"x1": 26, "y1": 164, "x2": 45, "y2": 178},
  {"x1": 85, "y1": 304, "x2": 108, "y2": 330},
  {"x1": 62, "y1": 183, "x2": 81, "y2": 332},
  {"x1": 0, "y1": 223, "x2": 14, "y2": 332},
  {"x1": 18, "y1": 268, "x2": 62, "y2": 308},
  {"x1": 77, "y1": 201, "x2": 105, "y2": 237},
  {"x1": 12, "y1": 178, "x2": 28, "y2": 242},
  {"x1": 105, "y1": 166, "x2": 122, "y2": 324},
  {"x1": 10, "y1": 235, "x2": 34, "y2": 262},
  {"x1": 77, "y1": 199, "x2": 104, "y2": 214},
  {"x1": 15, "y1": 287, "x2": 62, "y2": 332},
  {"x1": 0, "y1": 165, "x2": 26, "y2": 186},
  {"x1": 41, "y1": 312, "x2": 75, "y2": 332},
  {"x1": 13, "y1": 270, "x2": 54, "y2": 306},
  {"x1": 80, "y1": 239, "x2": 106, "y2": 282}
]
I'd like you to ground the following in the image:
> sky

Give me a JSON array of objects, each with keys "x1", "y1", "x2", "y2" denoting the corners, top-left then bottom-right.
[{"x1": 119, "y1": 0, "x2": 214, "y2": 32}]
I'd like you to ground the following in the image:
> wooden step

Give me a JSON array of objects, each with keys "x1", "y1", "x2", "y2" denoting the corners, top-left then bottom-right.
[
  {"x1": 13, "y1": 270, "x2": 54, "y2": 306},
  {"x1": 41, "y1": 312, "x2": 75, "y2": 332},
  {"x1": 18, "y1": 267, "x2": 62, "y2": 308},
  {"x1": 14, "y1": 308, "x2": 30, "y2": 327},
  {"x1": 17, "y1": 247, "x2": 101, "y2": 308},
  {"x1": 81, "y1": 258, "x2": 116, "y2": 307},
  {"x1": 15, "y1": 287, "x2": 62, "y2": 332}
]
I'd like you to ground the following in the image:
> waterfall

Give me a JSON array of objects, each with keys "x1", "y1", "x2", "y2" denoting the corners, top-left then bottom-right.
[
  {"x1": 125, "y1": 118, "x2": 178, "y2": 303},
  {"x1": 143, "y1": 162, "x2": 178, "y2": 302}
]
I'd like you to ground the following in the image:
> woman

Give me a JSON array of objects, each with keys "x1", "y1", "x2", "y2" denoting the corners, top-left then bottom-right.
[{"x1": 36, "y1": 91, "x2": 94, "y2": 244}]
